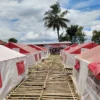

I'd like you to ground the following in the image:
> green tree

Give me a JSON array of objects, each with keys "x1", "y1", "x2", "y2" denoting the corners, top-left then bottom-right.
[
  {"x1": 66, "y1": 25, "x2": 86, "y2": 43},
  {"x1": 59, "y1": 32, "x2": 70, "y2": 42},
  {"x1": 66, "y1": 25, "x2": 78, "y2": 43},
  {"x1": 92, "y1": 30, "x2": 100, "y2": 44},
  {"x1": 43, "y1": 2, "x2": 70, "y2": 41},
  {"x1": 8, "y1": 38, "x2": 18, "y2": 43},
  {"x1": 76, "y1": 26, "x2": 86, "y2": 43}
]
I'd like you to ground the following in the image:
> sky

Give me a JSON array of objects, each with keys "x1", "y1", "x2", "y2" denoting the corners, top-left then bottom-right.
[{"x1": 0, "y1": 0, "x2": 100, "y2": 43}]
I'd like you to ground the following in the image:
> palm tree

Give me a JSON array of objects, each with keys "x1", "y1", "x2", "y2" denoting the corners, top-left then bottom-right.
[{"x1": 43, "y1": 2, "x2": 70, "y2": 42}]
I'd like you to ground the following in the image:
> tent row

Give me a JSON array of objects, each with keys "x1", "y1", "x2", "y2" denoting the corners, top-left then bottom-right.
[
  {"x1": 5, "y1": 42, "x2": 50, "y2": 66},
  {"x1": 0, "y1": 43, "x2": 49, "y2": 100},
  {"x1": 60, "y1": 42, "x2": 97, "y2": 69},
  {"x1": 60, "y1": 42, "x2": 100, "y2": 100}
]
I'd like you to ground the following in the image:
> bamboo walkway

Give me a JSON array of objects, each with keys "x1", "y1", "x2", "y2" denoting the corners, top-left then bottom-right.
[{"x1": 6, "y1": 55, "x2": 80, "y2": 100}]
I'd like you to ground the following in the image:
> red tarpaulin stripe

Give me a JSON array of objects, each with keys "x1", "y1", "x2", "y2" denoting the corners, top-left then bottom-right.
[
  {"x1": 71, "y1": 49, "x2": 81, "y2": 54},
  {"x1": 88, "y1": 61, "x2": 100, "y2": 80},
  {"x1": 16, "y1": 61, "x2": 25, "y2": 75},
  {"x1": 64, "y1": 44, "x2": 78, "y2": 51},
  {"x1": 83, "y1": 43, "x2": 98, "y2": 49},
  {"x1": 88, "y1": 63, "x2": 97, "y2": 75},
  {"x1": 34, "y1": 54, "x2": 38, "y2": 61},
  {"x1": 0, "y1": 73, "x2": 2, "y2": 88},
  {"x1": 74, "y1": 60, "x2": 80, "y2": 70},
  {"x1": 71, "y1": 44, "x2": 78, "y2": 47},
  {"x1": 39, "y1": 53, "x2": 41, "y2": 59},
  {"x1": 65, "y1": 47, "x2": 70, "y2": 50},
  {"x1": 96, "y1": 66, "x2": 100, "y2": 80}
]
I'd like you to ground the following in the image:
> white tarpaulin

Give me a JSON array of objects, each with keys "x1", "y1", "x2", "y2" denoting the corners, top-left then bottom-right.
[
  {"x1": 37, "y1": 46, "x2": 50, "y2": 59},
  {"x1": 26, "y1": 51, "x2": 42, "y2": 67},
  {"x1": 29, "y1": 45, "x2": 50, "y2": 59},
  {"x1": 77, "y1": 60, "x2": 89, "y2": 95},
  {"x1": 61, "y1": 43, "x2": 97, "y2": 69},
  {"x1": 64, "y1": 54, "x2": 76, "y2": 68},
  {"x1": 73, "y1": 46, "x2": 100, "y2": 100},
  {"x1": 63, "y1": 48, "x2": 89, "y2": 69},
  {"x1": 12, "y1": 48, "x2": 20, "y2": 52},
  {"x1": 0, "y1": 45, "x2": 27, "y2": 100},
  {"x1": 41, "y1": 50, "x2": 50, "y2": 59},
  {"x1": 5, "y1": 43, "x2": 42, "y2": 66}
]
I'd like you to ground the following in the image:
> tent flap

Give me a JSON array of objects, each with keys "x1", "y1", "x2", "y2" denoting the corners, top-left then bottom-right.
[
  {"x1": 88, "y1": 61, "x2": 100, "y2": 79},
  {"x1": 74, "y1": 60, "x2": 80, "y2": 70},
  {"x1": 16, "y1": 61, "x2": 25, "y2": 75},
  {"x1": 71, "y1": 49, "x2": 81, "y2": 54}
]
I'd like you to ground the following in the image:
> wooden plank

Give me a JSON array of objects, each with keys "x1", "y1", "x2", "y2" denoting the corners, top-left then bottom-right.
[{"x1": 6, "y1": 55, "x2": 80, "y2": 100}]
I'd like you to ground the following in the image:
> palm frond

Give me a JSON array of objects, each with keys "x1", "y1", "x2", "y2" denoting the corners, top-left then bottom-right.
[
  {"x1": 50, "y1": 2, "x2": 61, "y2": 14},
  {"x1": 43, "y1": 2, "x2": 70, "y2": 41},
  {"x1": 60, "y1": 10, "x2": 69, "y2": 17},
  {"x1": 59, "y1": 21, "x2": 67, "y2": 28},
  {"x1": 60, "y1": 18, "x2": 70, "y2": 22}
]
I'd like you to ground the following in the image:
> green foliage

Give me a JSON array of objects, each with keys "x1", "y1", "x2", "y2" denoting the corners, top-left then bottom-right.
[
  {"x1": 8, "y1": 38, "x2": 18, "y2": 43},
  {"x1": 66, "y1": 25, "x2": 86, "y2": 43},
  {"x1": 66, "y1": 25, "x2": 79, "y2": 43},
  {"x1": 66, "y1": 25, "x2": 78, "y2": 41},
  {"x1": 59, "y1": 25, "x2": 86, "y2": 43},
  {"x1": 59, "y1": 32, "x2": 70, "y2": 42},
  {"x1": 76, "y1": 26, "x2": 87, "y2": 43},
  {"x1": 43, "y1": 2, "x2": 70, "y2": 41},
  {"x1": 92, "y1": 30, "x2": 100, "y2": 44},
  {"x1": 77, "y1": 33, "x2": 86, "y2": 43}
]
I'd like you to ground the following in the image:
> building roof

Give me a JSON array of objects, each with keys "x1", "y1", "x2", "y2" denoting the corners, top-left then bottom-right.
[{"x1": 26, "y1": 41, "x2": 71, "y2": 45}]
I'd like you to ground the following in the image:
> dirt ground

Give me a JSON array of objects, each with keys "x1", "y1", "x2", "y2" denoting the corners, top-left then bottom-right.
[{"x1": 6, "y1": 55, "x2": 80, "y2": 100}]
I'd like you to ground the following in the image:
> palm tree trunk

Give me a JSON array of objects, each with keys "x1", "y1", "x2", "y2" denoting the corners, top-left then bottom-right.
[{"x1": 57, "y1": 28, "x2": 60, "y2": 42}]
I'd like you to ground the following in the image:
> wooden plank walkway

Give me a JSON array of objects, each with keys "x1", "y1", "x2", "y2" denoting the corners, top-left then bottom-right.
[{"x1": 6, "y1": 55, "x2": 80, "y2": 100}]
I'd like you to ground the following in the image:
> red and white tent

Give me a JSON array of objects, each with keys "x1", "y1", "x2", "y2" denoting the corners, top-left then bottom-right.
[
  {"x1": 61, "y1": 42, "x2": 97, "y2": 69},
  {"x1": 60, "y1": 43, "x2": 78, "y2": 58},
  {"x1": 39, "y1": 46, "x2": 50, "y2": 58},
  {"x1": 74, "y1": 45, "x2": 100, "y2": 100},
  {"x1": 29, "y1": 45, "x2": 50, "y2": 59},
  {"x1": 0, "y1": 45, "x2": 27, "y2": 100},
  {"x1": 5, "y1": 42, "x2": 42, "y2": 66}
]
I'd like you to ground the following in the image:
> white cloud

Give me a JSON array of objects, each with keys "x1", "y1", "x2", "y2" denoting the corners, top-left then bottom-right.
[
  {"x1": 91, "y1": 25, "x2": 100, "y2": 31},
  {"x1": 66, "y1": 9, "x2": 100, "y2": 37},
  {"x1": 0, "y1": 0, "x2": 99, "y2": 43},
  {"x1": 20, "y1": 32, "x2": 39, "y2": 41},
  {"x1": 0, "y1": 27, "x2": 20, "y2": 41},
  {"x1": 73, "y1": 0, "x2": 100, "y2": 9},
  {"x1": 0, "y1": 0, "x2": 69, "y2": 42},
  {"x1": 84, "y1": 30, "x2": 92, "y2": 36},
  {"x1": 20, "y1": 31, "x2": 58, "y2": 43},
  {"x1": 59, "y1": 0, "x2": 70, "y2": 6},
  {"x1": 67, "y1": 9, "x2": 100, "y2": 27}
]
